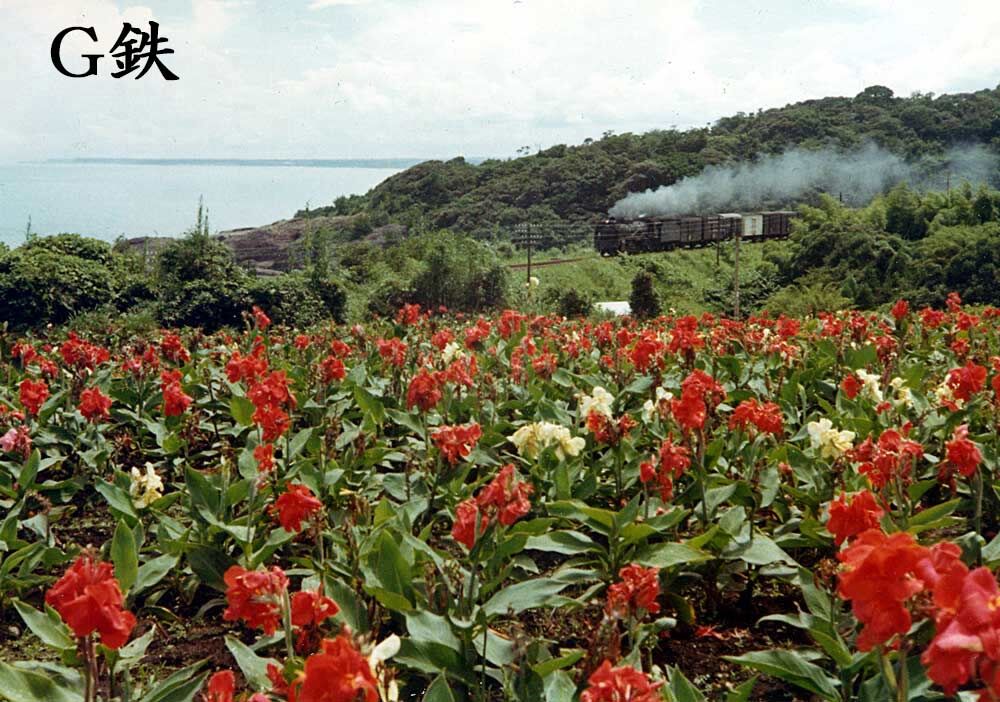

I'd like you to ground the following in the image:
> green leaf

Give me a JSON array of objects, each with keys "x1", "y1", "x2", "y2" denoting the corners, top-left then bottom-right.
[
  {"x1": 543, "y1": 670, "x2": 576, "y2": 702},
  {"x1": 95, "y1": 480, "x2": 138, "y2": 520},
  {"x1": 483, "y1": 577, "x2": 574, "y2": 617},
  {"x1": 287, "y1": 428, "x2": 314, "y2": 461},
  {"x1": 134, "y1": 554, "x2": 179, "y2": 595},
  {"x1": 112, "y1": 519, "x2": 139, "y2": 593},
  {"x1": 12, "y1": 599, "x2": 75, "y2": 651},
  {"x1": 225, "y1": 636, "x2": 278, "y2": 691},
  {"x1": 634, "y1": 542, "x2": 712, "y2": 569},
  {"x1": 525, "y1": 530, "x2": 599, "y2": 555},
  {"x1": 423, "y1": 674, "x2": 456, "y2": 702},
  {"x1": 18, "y1": 451, "x2": 41, "y2": 492},
  {"x1": 724, "y1": 650, "x2": 839, "y2": 700},
  {"x1": 724, "y1": 677, "x2": 757, "y2": 702},
  {"x1": 0, "y1": 662, "x2": 83, "y2": 702},
  {"x1": 229, "y1": 396, "x2": 255, "y2": 426},
  {"x1": 668, "y1": 666, "x2": 706, "y2": 702},
  {"x1": 406, "y1": 611, "x2": 461, "y2": 652}
]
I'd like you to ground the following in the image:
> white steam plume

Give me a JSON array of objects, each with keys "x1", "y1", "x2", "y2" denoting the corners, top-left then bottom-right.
[{"x1": 608, "y1": 143, "x2": 1000, "y2": 218}]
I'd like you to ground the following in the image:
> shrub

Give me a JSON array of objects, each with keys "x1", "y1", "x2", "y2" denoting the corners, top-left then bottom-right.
[
  {"x1": 249, "y1": 274, "x2": 346, "y2": 327},
  {"x1": 629, "y1": 272, "x2": 661, "y2": 319},
  {"x1": 555, "y1": 288, "x2": 592, "y2": 317}
]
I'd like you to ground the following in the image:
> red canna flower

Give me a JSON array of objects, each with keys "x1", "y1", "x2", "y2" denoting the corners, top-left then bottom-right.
[
  {"x1": 19, "y1": 378, "x2": 48, "y2": 416},
  {"x1": 45, "y1": 554, "x2": 136, "y2": 649},
  {"x1": 452, "y1": 465, "x2": 533, "y2": 549},
  {"x1": 396, "y1": 303, "x2": 422, "y2": 326},
  {"x1": 451, "y1": 498, "x2": 486, "y2": 550},
  {"x1": 160, "y1": 333, "x2": 190, "y2": 364},
  {"x1": 826, "y1": 490, "x2": 884, "y2": 546},
  {"x1": 670, "y1": 389, "x2": 706, "y2": 433},
  {"x1": 291, "y1": 589, "x2": 340, "y2": 654},
  {"x1": 254, "y1": 443, "x2": 275, "y2": 473},
  {"x1": 728, "y1": 398, "x2": 783, "y2": 435},
  {"x1": 288, "y1": 633, "x2": 379, "y2": 702},
  {"x1": 836, "y1": 529, "x2": 929, "y2": 651},
  {"x1": 431, "y1": 423, "x2": 482, "y2": 465},
  {"x1": 605, "y1": 564, "x2": 661, "y2": 618},
  {"x1": 252, "y1": 305, "x2": 271, "y2": 330},
  {"x1": 226, "y1": 347, "x2": 269, "y2": 384},
  {"x1": 319, "y1": 355, "x2": 346, "y2": 383},
  {"x1": 580, "y1": 661, "x2": 663, "y2": 702},
  {"x1": 248, "y1": 371, "x2": 297, "y2": 411},
  {"x1": 161, "y1": 370, "x2": 192, "y2": 416},
  {"x1": 254, "y1": 403, "x2": 290, "y2": 442},
  {"x1": 202, "y1": 670, "x2": 235, "y2": 702},
  {"x1": 270, "y1": 483, "x2": 323, "y2": 533},
  {"x1": 222, "y1": 565, "x2": 289, "y2": 635},
  {"x1": 79, "y1": 386, "x2": 112, "y2": 423},
  {"x1": 639, "y1": 436, "x2": 690, "y2": 502},
  {"x1": 406, "y1": 368, "x2": 442, "y2": 413},
  {"x1": 376, "y1": 338, "x2": 408, "y2": 368},
  {"x1": 840, "y1": 374, "x2": 861, "y2": 399},
  {"x1": 891, "y1": 299, "x2": 909, "y2": 322},
  {"x1": 947, "y1": 361, "x2": 987, "y2": 402},
  {"x1": 943, "y1": 424, "x2": 982, "y2": 479}
]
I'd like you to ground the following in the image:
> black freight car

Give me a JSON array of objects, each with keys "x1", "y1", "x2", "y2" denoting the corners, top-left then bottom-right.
[{"x1": 595, "y1": 211, "x2": 796, "y2": 255}]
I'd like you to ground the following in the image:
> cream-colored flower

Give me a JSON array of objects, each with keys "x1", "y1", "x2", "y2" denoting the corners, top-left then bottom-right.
[
  {"x1": 807, "y1": 418, "x2": 855, "y2": 459},
  {"x1": 577, "y1": 386, "x2": 614, "y2": 420},
  {"x1": 130, "y1": 463, "x2": 164, "y2": 508},
  {"x1": 856, "y1": 369, "x2": 884, "y2": 403},
  {"x1": 509, "y1": 421, "x2": 584, "y2": 460},
  {"x1": 368, "y1": 634, "x2": 400, "y2": 702},
  {"x1": 889, "y1": 377, "x2": 913, "y2": 409},
  {"x1": 441, "y1": 341, "x2": 463, "y2": 364},
  {"x1": 525, "y1": 276, "x2": 540, "y2": 289},
  {"x1": 641, "y1": 387, "x2": 674, "y2": 423},
  {"x1": 934, "y1": 382, "x2": 964, "y2": 409}
]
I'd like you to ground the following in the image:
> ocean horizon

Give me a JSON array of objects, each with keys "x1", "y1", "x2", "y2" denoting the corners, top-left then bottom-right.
[{"x1": 0, "y1": 157, "x2": 482, "y2": 245}]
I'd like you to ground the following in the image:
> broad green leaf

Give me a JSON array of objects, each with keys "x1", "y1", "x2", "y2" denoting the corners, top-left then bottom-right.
[
  {"x1": 229, "y1": 396, "x2": 255, "y2": 426},
  {"x1": 12, "y1": 599, "x2": 75, "y2": 651},
  {"x1": 0, "y1": 662, "x2": 83, "y2": 702},
  {"x1": 225, "y1": 636, "x2": 278, "y2": 691},
  {"x1": 134, "y1": 554, "x2": 179, "y2": 595},
  {"x1": 525, "y1": 530, "x2": 599, "y2": 555},
  {"x1": 668, "y1": 666, "x2": 706, "y2": 702},
  {"x1": 483, "y1": 577, "x2": 574, "y2": 617},
  {"x1": 112, "y1": 518, "x2": 139, "y2": 593},
  {"x1": 422, "y1": 674, "x2": 455, "y2": 702},
  {"x1": 725, "y1": 650, "x2": 839, "y2": 700},
  {"x1": 634, "y1": 542, "x2": 711, "y2": 569}
]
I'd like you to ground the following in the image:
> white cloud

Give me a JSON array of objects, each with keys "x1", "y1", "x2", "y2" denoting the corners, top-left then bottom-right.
[{"x1": 308, "y1": 0, "x2": 371, "y2": 9}]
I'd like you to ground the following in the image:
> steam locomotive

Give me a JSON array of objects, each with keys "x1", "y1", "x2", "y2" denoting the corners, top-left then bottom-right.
[{"x1": 594, "y1": 211, "x2": 797, "y2": 255}]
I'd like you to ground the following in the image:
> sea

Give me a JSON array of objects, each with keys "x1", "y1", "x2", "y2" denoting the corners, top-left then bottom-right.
[{"x1": 0, "y1": 159, "x2": 416, "y2": 245}]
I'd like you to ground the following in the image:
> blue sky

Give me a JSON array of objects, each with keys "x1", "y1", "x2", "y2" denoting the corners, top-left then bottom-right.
[{"x1": 2, "y1": 0, "x2": 999, "y2": 161}]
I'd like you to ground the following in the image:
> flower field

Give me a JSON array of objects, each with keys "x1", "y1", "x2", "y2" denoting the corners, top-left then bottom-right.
[{"x1": 3, "y1": 295, "x2": 1000, "y2": 702}]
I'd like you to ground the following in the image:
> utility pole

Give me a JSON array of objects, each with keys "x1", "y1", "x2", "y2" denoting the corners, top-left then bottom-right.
[{"x1": 733, "y1": 228, "x2": 741, "y2": 319}]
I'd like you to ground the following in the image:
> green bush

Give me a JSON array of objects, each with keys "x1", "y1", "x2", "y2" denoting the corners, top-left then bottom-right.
[
  {"x1": 249, "y1": 274, "x2": 346, "y2": 327},
  {"x1": 629, "y1": 271, "x2": 661, "y2": 319}
]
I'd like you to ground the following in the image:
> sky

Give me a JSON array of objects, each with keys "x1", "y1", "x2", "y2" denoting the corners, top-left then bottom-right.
[{"x1": 1, "y1": 0, "x2": 1000, "y2": 162}]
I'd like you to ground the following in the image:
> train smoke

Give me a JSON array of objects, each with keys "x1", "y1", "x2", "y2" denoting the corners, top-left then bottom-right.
[{"x1": 608, "y1": 143, "x2": 1000, "y2": 218}]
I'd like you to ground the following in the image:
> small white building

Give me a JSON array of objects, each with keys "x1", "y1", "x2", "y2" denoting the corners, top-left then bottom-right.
[{"x1": 595, "y1": 301, "x2": 632, "y2": 316}]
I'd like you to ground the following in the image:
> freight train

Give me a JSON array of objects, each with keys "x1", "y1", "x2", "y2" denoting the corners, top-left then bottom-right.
[{"x1": 594, "y1": 211, "x2": 796, "y2": 255}]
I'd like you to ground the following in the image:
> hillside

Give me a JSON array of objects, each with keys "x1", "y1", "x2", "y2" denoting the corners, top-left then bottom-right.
[{"x1": 301, "y1": 84, "x2": 1000, "y2": 236}]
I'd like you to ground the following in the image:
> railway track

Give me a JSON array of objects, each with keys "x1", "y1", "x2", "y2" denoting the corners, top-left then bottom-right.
[{"x1": 507, "y1": 257, "x2": 589, "y2": 270}]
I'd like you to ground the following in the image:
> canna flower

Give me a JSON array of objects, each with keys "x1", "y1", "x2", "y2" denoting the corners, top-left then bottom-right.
[
  {"x1": 161, "y1": 370, "x2": 192, "y2": 416},
  {"x1": 943, "y1": 424, "x2": 982, "y2": 479},
  {"x1": 78, "y1": 386, "x2": 112, "y2": 423},
  {"x1": 252, "y1": 305, "x2": 271, "y2": 330},
  {"x1": 641, "y1": 386, "x2": 673, "y2": 423},
  {"x1": 130, "y1": 463, "x2": 165, "y2": 508},
  {"x1": 889, "y1": 377, "x2": 913, "y2": 409},
  {"x1": 270, "y1": 483, "x2": 323, "y2": 533},
  {"x1": 223, "y1": 565, "x2": 289, "y2": 635},
  {"x1": 0, "y1": 425, "x2": 32, "y2": 459},
  {"x1": 431, "y1": 423, "x2": 482, "y2": 465},
  {"x1": 509, "y1": 421, "x2": 585, "y2": 461},
  {"x1": 855, "y1": 369, "x2": 884, "y2": 403},
  {"x1": 639, "y1": 436, "x2": 690, "y2": 502},
  {"x1": 406, "y1": 368, "x2": 442, "y2": 413},
  {"x1": 19, "y1": 377, "x2": 49, "y2": 416},
  {"x1": 605, "y1": 564, "x2": 661, "y2": 619},
  {"x1": 807, "y1": 418, "x2": 855, "y2": 460},
  {"x1": 202, "y1": 671, "x2": 235, "y2": 702},
  {"x1": 288, "y1": 633, "x2": 379, "y2": 702},
  {"x1": 291, "y1": 589, "x2": 340, "y2": 654},
  {"x1": 890, "y1": 299, "x2": 909, "y2": 322},
  {"x1": 728, "y1": 398, "x2": 783, "y2": 435},
  {"x1": 577, "y1": 386, "x2": 614, "y2": 420},
  {"x1": 254, "y1": 443, "x2": 275, "y2": 474},
  {"x1": 826, "y1": 490, "x2": 883, "y2": 546},
  {"x1": 45, "y1": 554, "x2": 136, "y2": 649},
  {"x1": 452, "y1": 464, "x2": 533, "y2": 550},
  {"x1": 580, "y1": 661, "x2": 663, "y2": 702},
  {"x1": 947, "y1": 361, "x2": 987, "y2": 403}
]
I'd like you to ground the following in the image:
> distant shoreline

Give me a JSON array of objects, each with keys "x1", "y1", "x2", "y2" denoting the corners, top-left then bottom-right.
[{"x1": 39, "y1": 157, "x2": 487, "y2": 168}]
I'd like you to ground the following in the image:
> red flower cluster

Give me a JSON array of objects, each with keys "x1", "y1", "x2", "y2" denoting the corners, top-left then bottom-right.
[
  {"x1": 605, "y1": 564, "x2": 661, "y2": 619},
  {"x1": 943, "y1": 424, "x2": 982, "y2": 479},
  {"x1": 160, "y1": 333, "x2": 190, "y2": 363},
  {"x1": 254, "y1": 443, "x2": 275, "y2": 474},
  {"x1": 891, "y1": 299, "x2": 909, "y2": 322},
  {"x1": 288, "y1": 633, "x2": 378, "y2": 702},
  {"x1": 19, "y1": 377, "x2": 48, "y2": 416},
  {"x1": 728, "y1": 398, "x2": 783, "y2": 435},
  {"x1": 947, "y1": 361, "x2": 987, "y2": 403},
  {"x1": 431, "y1": 423, "x2": 482, "y2": 465},
  {"x1": 60, "y1": 333, "x2": 110, "y2": 370},
  {"x1": 161, "y1": 369, "x2": 192, "y2": 416},
  {"x1": 79, "y1": 386, "x2": 112, "y2": 423},
  {"x1": 319, "y1": 355, "x2": 346, "y2": 383},
  {"x1": 580, "y1": 661, "x2": 663, "y2": 702},
  {"x1": 639, "y1": 436, "x2": 690, "y2": 502},
  {"x1": 849, "y1": 428, "x2": 923, "y2": 489},
  {"x1": 270, "y1": 483, "x2": 323, "y2": 533},
  {"x1": 586, "y1": 411, "x2": 637, "y2": 446},
  {"x1": 202, "y1": 671, "x2": 235, "y2": 702},
  {"x1": 45, "y1": 554, "x2": 136, "y2": 649},
  {"x1": 226, "y1": 347, "x2": 268, "y2": 384},
  {"x1": 376, "y1": 338, "x2": 407, "y2": 368},
  {"x1": 452, "y1": 464, "x2": 533, "y2": 549},
  {"x1": 248, "y1": 371, "x2": 296, "y2": 441},
  {"x1": 671, "y1": 369, "x2": 724, "y2": 433},
  {"x1": 222, "y1": 565, "x2": 289, "y2": 635},
  {"x1": 291, "y1": 589, "x2": 339, "y2": 654},
  {"x1": 837, "y1": 529, "x2": 930, "y2": 650},
  {"x1": 252, "y1": 305, "x2": 271, "y2": 330},
  {"x1": 406, "y1": 368, "x2": 442, "y2": 413},
  {"x1": 826, "y1": 490, "x2": 884, "y2": 546}
]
